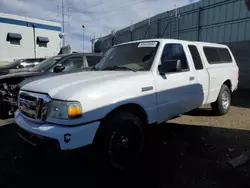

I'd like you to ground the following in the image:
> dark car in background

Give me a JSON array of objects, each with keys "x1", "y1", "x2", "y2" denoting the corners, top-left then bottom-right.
[
  {"x1": 0, "y1": 53, "x2": 103, "y2": 119},
  {"x1": 0, "y1": 58, "x2": 46, "y2": 73}
]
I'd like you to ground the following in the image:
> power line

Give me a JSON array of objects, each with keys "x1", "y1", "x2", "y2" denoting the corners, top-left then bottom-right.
[
  {"x1": 89, "y1": 0, "x2": 181, "y2": 29},
  {"x1": 67, "y1": 0, "x2": 104, "y2": 12},
  {"x1": 79, "y1": 0, "x2": 104, "y2": 8},
  {"x1": 92, "y1": 0, "x2": 146, "y2": 15},
  {"x1": 73, "y1": 0, "x2": 151, "y2": 40},
  {"x1": 57, "y1": 0, "x2": 157, "y2": 48},
  {"x1": 88, "y1": 1, "x2": 148, "y2": 23},
  {"x1": 68, "y1": 0, "x2": 146, "y2": 17},
  {"x1": 58, "y1": 0, "x2": 149, "y2": 31}
]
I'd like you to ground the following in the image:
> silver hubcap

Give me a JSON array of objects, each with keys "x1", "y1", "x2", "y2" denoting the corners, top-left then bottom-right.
[{"x1": 222, "y1": 91, "x2": 230, "y2": 109}]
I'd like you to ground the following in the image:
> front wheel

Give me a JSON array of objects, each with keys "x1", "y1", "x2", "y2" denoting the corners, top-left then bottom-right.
[
  {"x1": 94, "y1": 111, "x2": 145, "y2": 171},
  {"x1": 211, "y1": 84, "x2": 231, "y2": 116}
]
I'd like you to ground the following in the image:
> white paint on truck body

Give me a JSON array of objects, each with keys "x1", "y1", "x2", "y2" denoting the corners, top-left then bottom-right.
[{"x1": 15, "y1": 39, "x2": 239, "y2": 150}]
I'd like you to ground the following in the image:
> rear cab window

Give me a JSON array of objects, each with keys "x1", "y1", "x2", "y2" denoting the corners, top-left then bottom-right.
[
  {"x1": 218, "y1": 48, "x2": 232, "y2": 62},
  {"x1": 203, "y1": 46, "x2": 232, "y2": 64}
]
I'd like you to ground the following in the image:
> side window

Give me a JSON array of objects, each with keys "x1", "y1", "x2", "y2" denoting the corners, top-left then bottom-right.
[
  {"x1": 61, "y1": 56, "x2": 84, "y2": 71},
  {"x1": 203, "y1": 47, "x2": 220, "y2": 64},
  {"x1": 203, "y1": 47, "x2": 232, "y2": 64},
  {"x1": 188, "y1": 45, "x2": 203, "y2": 70},
  {"x1": 52, "y1": 56, "x2": 84, "y2": 72},
  {"x1": 218, "y1": 48, "x2": 232, "y2": 62},
  {"x1": 161, "y1": 43, "x2": 189, "y2": 72}
]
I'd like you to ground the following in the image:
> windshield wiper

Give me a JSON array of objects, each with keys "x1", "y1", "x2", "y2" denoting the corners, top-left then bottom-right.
[{"x1": 102, "y1": 65, "x2": 137, "y2": 72}]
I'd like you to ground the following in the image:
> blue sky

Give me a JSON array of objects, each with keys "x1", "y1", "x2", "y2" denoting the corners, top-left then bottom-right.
[{"x1": 0, "y1": 0, "x2": 199, "y2": 52}]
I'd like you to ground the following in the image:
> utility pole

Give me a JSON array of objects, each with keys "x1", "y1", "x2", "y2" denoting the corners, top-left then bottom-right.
[
  {"x1": 57, "y1": 0, "x2": 67, "y2": 46},
  {"x1": 32, "y1": 24, "x2": 36, "y2": 58},
  {"x1": 62, "y1": 0, "x2": 65, "y2": 46}
]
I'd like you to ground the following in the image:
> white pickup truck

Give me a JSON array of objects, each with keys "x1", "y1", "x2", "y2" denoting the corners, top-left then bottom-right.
[{"x1": 15, "y1": 39, "x2": 238, "y2": 169}]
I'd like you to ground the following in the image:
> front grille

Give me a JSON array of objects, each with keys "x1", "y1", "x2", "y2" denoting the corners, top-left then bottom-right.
[{"x1": 19, "y1": 91, "x2": 51, "y2": 121}]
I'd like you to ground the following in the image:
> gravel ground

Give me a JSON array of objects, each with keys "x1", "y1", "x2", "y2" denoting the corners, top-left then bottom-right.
[
  {"x1": 170, "y1": 90, "x2": 250, "y2": 130},
  {"x1": 0, "y1": 90, "x2": 250, "y2": 188}
]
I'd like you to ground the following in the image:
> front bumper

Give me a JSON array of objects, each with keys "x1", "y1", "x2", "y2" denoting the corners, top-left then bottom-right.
[{"x1": 15, "y1": 110, "x2": 100, "y2": 150}]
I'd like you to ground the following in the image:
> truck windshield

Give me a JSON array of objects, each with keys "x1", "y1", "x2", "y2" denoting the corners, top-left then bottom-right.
[
  {"x1": 30, "y1": 56, "x2": 62, "y2": 72},
  {"x1": 95, "y1": 41, "x2": 159, "y2": 71}
]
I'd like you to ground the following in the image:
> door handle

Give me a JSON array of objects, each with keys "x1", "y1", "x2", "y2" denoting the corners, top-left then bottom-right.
[{"x1": 189, "y1": 76, "x2": 195, "y2": 81}]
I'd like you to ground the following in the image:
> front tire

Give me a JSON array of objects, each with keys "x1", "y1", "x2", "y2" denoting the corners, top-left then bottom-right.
[
  {"x1": 94, "y1": 111, "x2": 145, "y2": 171},
  {"x1": 211, "y1": 84, "x2": 231, "y2": 116}
]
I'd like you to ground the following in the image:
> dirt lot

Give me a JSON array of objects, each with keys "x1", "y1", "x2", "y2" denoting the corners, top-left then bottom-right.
[{"x1": 0, "y1": 90, "x2": 250, "y2": 188}]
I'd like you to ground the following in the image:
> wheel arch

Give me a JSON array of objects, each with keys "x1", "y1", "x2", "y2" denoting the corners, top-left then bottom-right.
[
  {"x1": 223, "y1": 79, "x2": 232, "y2": 92},
  {"x1": 93, "y1": 103, "x2": 148, "y2": 145},
  {"x1": 102, "y1": 103, "x2": 148, "y2": 125}
]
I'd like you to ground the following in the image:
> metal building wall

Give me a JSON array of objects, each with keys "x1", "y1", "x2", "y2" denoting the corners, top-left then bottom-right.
[
  {"x1": 95, "y1": 0, "x2": 250, "y2": 89},
  {"x1": 96, "y1": 0, "x2": 250, "y2": 52}
]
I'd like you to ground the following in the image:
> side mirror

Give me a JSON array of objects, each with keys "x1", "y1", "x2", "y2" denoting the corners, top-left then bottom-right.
[
  {"x1": 158, "y1": 59, "x2": 182, "y2": 75},
  {"x1": 53, "y1": 64, "x2": 65, "y2": 73}
]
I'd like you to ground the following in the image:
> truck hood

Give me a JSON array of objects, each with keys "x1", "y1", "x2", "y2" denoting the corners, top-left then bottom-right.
[
  {"x1": 22, "y1": 71, "x2": 150, "y2": 100},
  {"x1": 19, "y1": 68, "x2": 92, "y2": 87},
  {"x1": 0, "y1": 67, "x2": 31, "y2": 76}
]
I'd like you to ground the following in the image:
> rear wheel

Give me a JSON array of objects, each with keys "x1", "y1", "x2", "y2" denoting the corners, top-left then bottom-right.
[
  {"x1": 211, "y1": 84, "x2": 231, "y2": 115},
  {"x1": 94, "y1": 111, "x2": 145, "y2": 171}
]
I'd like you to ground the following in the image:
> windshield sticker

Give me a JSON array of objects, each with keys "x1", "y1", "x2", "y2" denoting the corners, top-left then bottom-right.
[{"x1": 138, "y1": 42, "x2": 157, "y2": 48}]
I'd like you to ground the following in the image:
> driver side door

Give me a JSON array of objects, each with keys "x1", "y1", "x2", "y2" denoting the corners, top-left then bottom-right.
[
  {"x1": 153, "y1": 43, "x2": 200, "y2": 123},
  {"x1": 50, "y1": 55, "x2": 84, "y2": 72}
]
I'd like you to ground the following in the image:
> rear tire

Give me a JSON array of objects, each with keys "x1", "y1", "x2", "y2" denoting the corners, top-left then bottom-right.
[
  {"x1": 93, "y1": 111, "x2": 145, "y2": 171},
  {"x1": 211, "y1": 84, "x2": 231, "y2": 116}
]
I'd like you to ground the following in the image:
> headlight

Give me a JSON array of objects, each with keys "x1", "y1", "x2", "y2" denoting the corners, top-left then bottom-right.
[{"x1": 48, "y1": 100, "x2": 82, "y2": 120}]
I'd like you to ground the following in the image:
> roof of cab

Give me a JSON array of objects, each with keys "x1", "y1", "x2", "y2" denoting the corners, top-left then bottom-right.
[{"x1": 114, "y1": 38, "x2": 228, "y2": 48}]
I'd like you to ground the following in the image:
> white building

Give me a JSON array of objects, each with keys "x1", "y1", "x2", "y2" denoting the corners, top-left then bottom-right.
[{"x1": 0, "y1": 13, "x2": 62, "y2": 62}]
